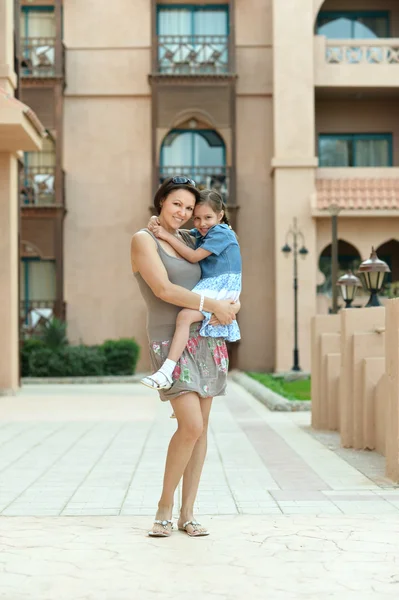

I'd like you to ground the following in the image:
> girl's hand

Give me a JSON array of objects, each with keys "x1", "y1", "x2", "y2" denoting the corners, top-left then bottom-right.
[
  {"x1": 152, "y1": 225, "x2": 169, "y2": 240},
  {"x1": 148, "y1": 216, "x2": 160, "y2": 231},
  {"x1": 213, "y1": 300, "x2": 236, "y2": 325}
]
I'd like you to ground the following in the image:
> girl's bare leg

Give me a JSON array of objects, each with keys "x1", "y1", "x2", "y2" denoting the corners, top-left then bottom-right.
[
  {"x1": 178, "y1": 397, "x2": 213, "y2": 535},
  {"x1": 168, "y1": 309, "x2": 204, "y2": 361},
  {"x1": 142, "y1": 309, "x2": 204, "y2": 390},
  {"x1": 150, "y1": 392, "x2": 204, "y2": 535}
]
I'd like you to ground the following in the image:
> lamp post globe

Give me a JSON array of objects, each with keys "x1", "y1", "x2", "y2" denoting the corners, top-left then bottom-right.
[
  {"x1": 357, "y1": 247, "x2": 390, "y2": 307},
  {"x1": 336, "y1": 270, "x2": 361, "y2": 308}
]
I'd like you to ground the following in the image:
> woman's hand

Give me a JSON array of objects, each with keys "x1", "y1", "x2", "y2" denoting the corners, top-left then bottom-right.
[
  {"x1": 209, "y1": 300, "x2": 240, "y2": 326},
  {"x1": 212, "y1": 300, "x2": 236, "y2": 326}
]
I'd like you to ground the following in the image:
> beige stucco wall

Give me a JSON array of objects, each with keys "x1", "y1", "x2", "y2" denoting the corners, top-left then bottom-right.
[{"x1": 63, "y1": 1, "x2": 152, "y2": 370}]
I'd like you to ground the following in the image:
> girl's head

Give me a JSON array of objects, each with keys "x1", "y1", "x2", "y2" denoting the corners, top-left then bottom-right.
[
  {"x1": 154, "y1": 176, "x2": 200, "y2": 230},
  {"x1": 193, "y1": 189, "x2": 231, "y2": 237}
]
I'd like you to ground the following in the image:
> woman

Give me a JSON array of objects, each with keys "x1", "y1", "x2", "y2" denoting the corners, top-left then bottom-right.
[{"x1": 131, "y1": 176, "x2": 238, "y2": 537}]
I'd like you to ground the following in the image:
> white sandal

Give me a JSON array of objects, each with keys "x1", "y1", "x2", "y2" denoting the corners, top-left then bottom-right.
[
  {"x1": 148, "y1": 519, "x2": 173, "y2": 537},
  {"x1": 140, "y1": 371, "x2": 173, "y2": 390}
]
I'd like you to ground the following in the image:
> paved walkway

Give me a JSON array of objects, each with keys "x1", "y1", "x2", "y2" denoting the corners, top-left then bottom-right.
[{"x1": 0, "y1": 381, "x2": 399, "y2": 599}]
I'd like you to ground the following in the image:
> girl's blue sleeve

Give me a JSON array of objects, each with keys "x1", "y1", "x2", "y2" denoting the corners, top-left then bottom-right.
[{"x1": 201, "y1": 225, "x2": 235, "y2": 256}]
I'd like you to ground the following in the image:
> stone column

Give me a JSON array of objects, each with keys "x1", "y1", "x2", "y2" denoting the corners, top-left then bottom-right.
[
  {"x1": 0, "y1": 154, "x2": 19, "y2": 393},
  {"x1": 0, "y1": 0, "x2": 17, "y2": 94},
  {"x1": 272, "y1": 0, "x2": 318, "y2": 371}
]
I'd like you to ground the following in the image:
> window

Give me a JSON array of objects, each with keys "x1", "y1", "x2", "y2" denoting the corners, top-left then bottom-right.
[
  {"x1": 157, "y1": 5, "x2": 228, "y2": 37},
  {"x1": 22, "y1": 138, "x2": 56, "y2": 205},
  {"x1": 316, "y1": 12, "x2": 390, "y2": 39},
  {"x1": 318, "y1": 134, "x2": 393, "y2": 167},
  {"x1": 20, "y1": 6, "x2": 55, "y2": 38},
  {"x1": 157, "y1": 5, "x2": 229, "y2": 73}
]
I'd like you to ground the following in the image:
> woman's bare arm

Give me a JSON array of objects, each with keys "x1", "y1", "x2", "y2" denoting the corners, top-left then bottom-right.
[{"x1": 131, "y1": 232, "x2": 235, "y2": 324}]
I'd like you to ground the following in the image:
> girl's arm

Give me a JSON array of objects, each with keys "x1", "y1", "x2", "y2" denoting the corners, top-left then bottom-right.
[
  {"x1": 131, "y1": 232, "x2": 235, "y2": 324},
  {"x1": 152, "y1": 225, "x2": 210, "y2": 263}
]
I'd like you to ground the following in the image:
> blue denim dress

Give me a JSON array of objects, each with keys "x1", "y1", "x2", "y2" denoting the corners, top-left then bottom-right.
[{"x1": 190, "y1": 224, "x2": 242, "y2": 342}]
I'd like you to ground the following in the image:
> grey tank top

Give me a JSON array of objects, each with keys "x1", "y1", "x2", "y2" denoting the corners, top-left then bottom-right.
[{"x1": 134, "y1": 229, "x2": 201, "y2": 340}]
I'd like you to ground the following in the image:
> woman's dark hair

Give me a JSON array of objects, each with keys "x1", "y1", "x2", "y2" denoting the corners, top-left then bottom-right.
[
  {"x1": 197, "y1": 189, "x2": 232, "y2": 229},
  {"x1": 154, "y1": 177, "x2": 200, "y2": 215}
]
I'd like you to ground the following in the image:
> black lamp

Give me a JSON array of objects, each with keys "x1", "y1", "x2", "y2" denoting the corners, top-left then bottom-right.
[
  {"x1": 336, "y1": 270, "x2": 361, "y2": 308},
  {"x1": 357, "y1": 247, "x2": 390, "y2": 307}
]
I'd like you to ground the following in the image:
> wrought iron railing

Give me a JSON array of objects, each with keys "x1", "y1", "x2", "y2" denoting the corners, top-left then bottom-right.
[
  {"x1": 325, "y1": 39, "x2": 399, "y2": 64},
  {"x1": 20, "y1": 166, "x2": 57, "y2": 206},
  {"x1": 159, "y1": 166, "x2": 231, "y2": 202},
  {"x1": 19, "y1": 299, "x2": 64, "y2": 334},
  {"x1": 157, "y1": 35, "x2": 230, "y2": 74},
  {"x1": 20, "y1": 37, "x2": 59, "y2": 77}
]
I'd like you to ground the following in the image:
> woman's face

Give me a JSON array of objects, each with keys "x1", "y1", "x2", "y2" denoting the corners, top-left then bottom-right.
[{"x1": 160, "y1": 188, "x2": 196, "y2": 230}]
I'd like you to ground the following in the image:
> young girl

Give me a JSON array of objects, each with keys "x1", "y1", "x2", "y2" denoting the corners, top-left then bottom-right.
[{"x1": 141, "y1": 189, "x2": 241, "y2": 390}]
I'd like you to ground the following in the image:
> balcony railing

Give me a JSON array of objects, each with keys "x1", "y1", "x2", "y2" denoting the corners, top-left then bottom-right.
[
  {"x1": 157, "y1": 35, "x2": 230, "y2": 75},
  {"x1": 159, "y1": 166, "x2": 232, "y2": 202},
  {"x1": 20, "y1": 166, "x2": 62, "y2": 207},
  {"x1": 20, "y1": 37, "x2": 61, "y2": 78},
  {"x1": 20, "y1": 300, "x2": 65, "y2": 337},
  {"x1": 325, "y1": 39, "x2": 399, "y2": 65}
]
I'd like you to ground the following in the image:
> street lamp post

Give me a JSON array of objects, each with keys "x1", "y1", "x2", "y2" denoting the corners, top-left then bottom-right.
[
  {"x1": 328, "y1": 203, "x2": 342, "y2": 314},
  {"x1": 282, "y1": 218, "x2": 308, "y2": 372}
]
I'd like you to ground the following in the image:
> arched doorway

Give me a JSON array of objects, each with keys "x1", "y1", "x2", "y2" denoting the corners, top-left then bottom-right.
[
  {"x1": 376, "y1": 240, "x2": 399, "y2": 295},
  {"x1": 317, "y1": 239, "x2": 361, "y2": 295},
  {"x1": 160, "y1": 128, "x2": 229, "y2": 200}
]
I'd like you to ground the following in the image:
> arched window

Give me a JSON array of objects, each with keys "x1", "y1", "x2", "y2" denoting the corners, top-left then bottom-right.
[
  {"x1": 376, "y1": 240, "x2": 399, "y2": 287},
  {"x1": 317, "y1": 240, "x2": 361, "y2": 295},
  {"x1": 160, "y1": 129, "x2": 228, "y2": 198}
]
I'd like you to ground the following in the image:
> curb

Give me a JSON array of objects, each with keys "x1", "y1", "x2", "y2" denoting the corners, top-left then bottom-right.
[
  {"x1": 231, "y1": 370, "x2": 311, "y2": 412},
  {"x1": 21, "y1": 374, "x2": 147, "y2": 385}
]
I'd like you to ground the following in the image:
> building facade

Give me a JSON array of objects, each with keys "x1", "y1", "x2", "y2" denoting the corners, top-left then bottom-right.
[{"x1": 15, "y1": 0, "x2": 399, "y2": 373}]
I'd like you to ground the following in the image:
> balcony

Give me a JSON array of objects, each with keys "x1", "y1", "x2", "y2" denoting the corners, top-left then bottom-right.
[
  {"x1": 20, "y1": 166, "x2": 64, "y2": 207},
  {"x1": 315, "y1": 36, "x2": 399, "y2": 89},
  {"x1": 155, "y1": 35, "x2": 231, "y2": 76},
  {"x1": 159, "y1": 166, "x2": 233, "y2": 203},
  {"x1": 19, "y1": 37, "x2": 64, "y2": 79},
  {"x1": 314, "y1": 167, "x2": 399, "y2": 215}
]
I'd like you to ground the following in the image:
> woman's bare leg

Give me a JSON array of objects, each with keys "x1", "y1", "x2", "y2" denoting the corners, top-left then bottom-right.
[
  {"x1": 150, "y1": 392, "x2": 203, "y2": 535},
  {"x1": 178, "y1": 397, "x2": 213, "y2": 535}
]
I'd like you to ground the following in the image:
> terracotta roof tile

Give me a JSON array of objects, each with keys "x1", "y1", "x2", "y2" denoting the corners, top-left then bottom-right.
[{"x1": 316, "y1": 178, "x2": 399, "y2": 210}]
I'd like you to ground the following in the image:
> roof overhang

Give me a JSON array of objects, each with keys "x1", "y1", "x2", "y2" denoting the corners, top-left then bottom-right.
[{"x1": 0, "y1": 88, "x2": 45, "y2": 152}]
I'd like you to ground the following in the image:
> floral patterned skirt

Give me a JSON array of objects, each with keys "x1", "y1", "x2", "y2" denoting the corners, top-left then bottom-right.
[{"x1": 148, "y1": 323, "x2": 229, "y2": 402}]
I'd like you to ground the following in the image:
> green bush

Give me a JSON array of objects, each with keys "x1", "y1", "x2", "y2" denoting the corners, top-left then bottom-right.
[
  {"x1": 100, "y1": 338, "x2": 140, "y2": 375},
  {"x1": 28, "y1": 346, "x2": 106, "y2": 377},
  {"x1": 29, "y1": 348, "x2": 66, "y2": 377},
  {"x1": 20, "y1": 338, "x2": 46, "y2": 377},
  {"x1": 38, "y1": 318, "x2": 68, "y2": 351}
]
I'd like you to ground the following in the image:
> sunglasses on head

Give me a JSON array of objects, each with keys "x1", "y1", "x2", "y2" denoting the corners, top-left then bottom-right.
[{"x1": 171, "y1": 176, "x2": 196, "y2": 187}]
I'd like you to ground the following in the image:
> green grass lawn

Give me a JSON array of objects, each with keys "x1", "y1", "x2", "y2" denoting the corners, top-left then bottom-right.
[{"x1": 247, "y1": 372, "x2": 311, "y2": 401}]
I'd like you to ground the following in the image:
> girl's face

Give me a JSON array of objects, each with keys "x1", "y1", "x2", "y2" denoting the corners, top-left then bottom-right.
[
  {"x1": 193, "y1": 202, "x2": 224, "y2": 237},
  {"x1": 160, "y1": 188, "x2": 196, "y2": 231}
]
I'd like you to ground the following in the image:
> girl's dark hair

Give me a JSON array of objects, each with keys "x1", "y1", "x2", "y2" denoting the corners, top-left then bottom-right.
[
  {"x1": 154, "y1": 177, "x2": 200, "y2": 215},
  {"x1": 197, "y1": 189, "x2": 232, "y2": 229}
]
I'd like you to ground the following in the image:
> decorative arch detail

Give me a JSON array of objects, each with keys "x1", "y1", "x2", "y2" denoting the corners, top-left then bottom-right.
[{"x1": 169, "y1": 108, "x2": 217, "y2": 131}]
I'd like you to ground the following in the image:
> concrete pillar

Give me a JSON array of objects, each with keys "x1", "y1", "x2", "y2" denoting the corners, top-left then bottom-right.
[
  {"x1": 340, "y1": 307, "x2": 385, "y2": 448},
  {"x1": 0, "y1": 154, "x2": 19, "y2": 393},
  {"x1": 361, "y1": 357, "x2": 385, "y2": 451},
  {"x1": 385, "y1": 299, "x2": 399, "y2": 482},
  {"x1": 0, "y1": 0, "x2": 16, "y2": 94},
  {"x1": 272, "y1": 0, "x2": 318, "y2": 371}
]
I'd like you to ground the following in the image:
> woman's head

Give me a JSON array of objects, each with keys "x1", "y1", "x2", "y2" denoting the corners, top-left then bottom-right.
[
  {"x1": 154, "y1": 176, "x2": 200, "y2": 230},
  {"x1": 193, "y1": 189, "x2": 231, "y2": 236}
]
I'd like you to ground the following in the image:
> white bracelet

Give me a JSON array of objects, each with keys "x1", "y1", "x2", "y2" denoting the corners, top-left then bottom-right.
[{"x1": 199, "y1": 294, "x2": 205, "y2": 312}]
